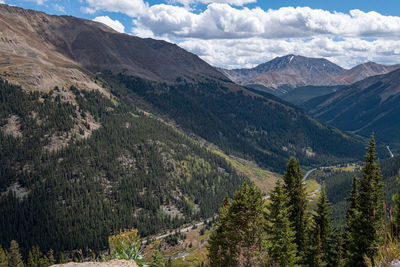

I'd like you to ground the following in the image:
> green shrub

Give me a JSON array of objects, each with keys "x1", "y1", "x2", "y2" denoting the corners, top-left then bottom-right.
[{"x1": 108, "y1": 230, "x2": 143, "y2": 264}]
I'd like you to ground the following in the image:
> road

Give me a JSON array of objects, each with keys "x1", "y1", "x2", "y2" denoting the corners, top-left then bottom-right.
[
  {"x1": 263, "y1": 168, "x2": 317, "y2": 200},
  {"x1": 142, "y1": 217, "x2": 215, "y2": 244},
  {"x1": 303, "y1": 168, "x2": 317, "y2": 181}
]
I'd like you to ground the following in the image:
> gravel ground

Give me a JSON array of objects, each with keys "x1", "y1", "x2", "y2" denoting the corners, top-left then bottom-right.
[{"x1": 51, "y1": 260, "x2": 139, "y2": 267}]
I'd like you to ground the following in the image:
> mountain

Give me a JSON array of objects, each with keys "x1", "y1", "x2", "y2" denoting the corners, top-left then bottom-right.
[
  {"x1": 0, "y1": 3, "x2": 226, "y2": 91},
  {"x1": 336, "y1": 61, "x2": 400, "y2": 84},
  {"x1": 219, "y1": 55, "x2": 346, "y2": 94},
  {"x1": 0, "y1": 4, "x2": 368, "y2": 255},
  {"x1": 304, "y1": 68, "x2": 400, "y2": 148},
  {"x1": 219, "y1": 55, "x2": 400, "y2": 96}
]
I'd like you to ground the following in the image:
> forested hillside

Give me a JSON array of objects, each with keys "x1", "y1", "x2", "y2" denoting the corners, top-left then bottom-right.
[
  {"x1": 103, "y1": 73, "x2": 366, "y2": 173},
  {"x1": 304, "y1": 69, "x2": 400, "y2": 149},
  {"x1": 0, "y1": 79, "x2": 244, "y2": 255},
  {"x1": 318, "y1": 155, "x2": 400, "y2": 226}
]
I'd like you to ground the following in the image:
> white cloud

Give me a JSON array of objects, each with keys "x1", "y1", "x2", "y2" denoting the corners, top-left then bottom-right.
[
  {"x1": 132, "y1": 5, "x2": 400, "y2": 40},
  {"x1": 0, "y1": 1, "x2": 5, "y2": 4},
  {"x1": 82, "y1": 1, "x2": 400, "y2": 39},
  {"x1": 93, "y1": 16, "x2": 125, "y2": 33},
  {"x1": 53, "y1": 4, "x2": 65, "y2": 13},
  {"x1": 84, "y1": 0, "x2": 148, "y2": 17}
]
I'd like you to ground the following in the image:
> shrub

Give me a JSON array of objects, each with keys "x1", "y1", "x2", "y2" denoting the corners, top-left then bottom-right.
[{"x1": 108, "y1": 229, "x2": 143, "y2": 264}]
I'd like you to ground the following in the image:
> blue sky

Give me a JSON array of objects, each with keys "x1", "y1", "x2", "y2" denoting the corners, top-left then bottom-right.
[{"x1": 3, "y1": 0, "x2": 400, "y2": 69}]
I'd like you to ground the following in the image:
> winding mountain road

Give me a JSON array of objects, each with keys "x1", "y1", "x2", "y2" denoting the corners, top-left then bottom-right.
[{"x1": 303, "y1": 168, "x2": 317, "y2": 181}]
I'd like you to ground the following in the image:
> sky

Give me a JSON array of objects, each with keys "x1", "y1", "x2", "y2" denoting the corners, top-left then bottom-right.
[{"x1": 3, "y1": 0, "x2": 400, "y2": 69}]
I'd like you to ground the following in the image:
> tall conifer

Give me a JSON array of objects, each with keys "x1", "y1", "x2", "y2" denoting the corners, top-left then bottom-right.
[
  {"x1": 345, "y1": 135, "x2": 384, "y2": 266},
  {"x1": 208, "y1": 181, "x2": 265, "y2": 266},
  {"x1": 282, "y1": 157, "x2": 308, "y2": 257},
  {"x1": 310, "y1": 188, "x2": 336, "y2": 267},
  {"x1": 7, "y1": 240, "x2": 23, "y2": 267},
  {"x1": 0, "y1": 246, "x2": 7, "y2": 267},
  {"x1": 265, "y1": 180, "x2": 299, "y2": 267}
]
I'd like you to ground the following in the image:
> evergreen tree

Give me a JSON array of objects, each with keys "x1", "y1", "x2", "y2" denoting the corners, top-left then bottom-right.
[
  {"x1": 208, "y1": 181, "x2": 265, "y2": 266},
  {"x1": 344, "y1": 177, "x2": 362, "y2": 266},
  {"x1": 265, "y1": 180, "x2": 299, "y2": 267},
  {"x1": 0, "y1": 246, "x2": 7, "y2": 267},
  {"x1": 282, "y1": 157, "x2": 308, "y2": 257},
  {"x1": 150, "y1": 244, "x2": 164, "y2": 267},
  {"x1": 345, "y1": 135, "x2": 384, "y2": 266},
  {"x1": 58, "y1": 253, "x2": 66, "y2": 264},
  {"x1": 7, "y1": 240, "x2": 23, "y2": 267},
  {"x1": 309, "y1": 188, "x2": 337, "y2": 267},
  {"x1": 392, "y1": 170, "x2": 400, "y2": 226},
  {"x1": 47, "y1": 249, "x2": 56, "y2": 266},
  {"x1": 27, "y1": 246, "x2": 42, "y2": 267},
  {"x1": 39, "y1": 255, "x2": 50, "y2": 267}
]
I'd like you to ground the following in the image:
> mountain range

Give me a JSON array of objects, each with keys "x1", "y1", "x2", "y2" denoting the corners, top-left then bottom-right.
[
  {"x1": 218, "y1": 55, "x2": 400, "y2": 96},
  {"x1": 304, "y1": 68, "x2": 400, "y2": 148}
]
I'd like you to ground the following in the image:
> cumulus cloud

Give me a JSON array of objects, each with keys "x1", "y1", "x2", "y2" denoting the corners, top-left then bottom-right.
[
  {"x1": 82, "y1": 1, "x2": 400, "y2": 39},
  {"x1": 93, "y1": 16, "x2": 125, "y2": 33},
  {"x1": 84, "y1": 0, "x2": 148, "y2": 17},
  {"x1": 131, "y1": 5, "x2": 400, "y2": 40}
]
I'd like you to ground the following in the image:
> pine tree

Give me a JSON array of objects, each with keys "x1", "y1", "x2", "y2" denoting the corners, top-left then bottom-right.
[
  {"x1": 7, "y1": 240, "x2": 24, "y2": 267},
  {"x1": 47, "y1": 249, "x2": 56, "y2": 266},
  {"x1": 27, "y1": 246, "x2": 42, "y2": 267},
  {"x1": 344, "y1": 176, "x2": 362, "y2": 266},
  {"x1": 208, "y1": 181, "x2": 265, "y2": 266},
  {"x1": 0, "y1": 246, "x2": 7, "y2": 267},
  {"x1": 345, "y1": 135, "x2": 384, "y2": 266},
  {"x1": 150, "y1": 244, "x2": 164, "y2": 267},
  {"x1": 309, "y1": 188, "x2": 336, "y2": 267},
  {"x1": 265, "y1": 180, "x2": 299, "y2": 267},
  {"x1": 59, "y1": 253, "x2": 66, "y2": 264},
  {"x1": 282, "y1": 157, "x2": 308, "y2": 256},
  {"x1": 393, "y1": 170, "x2": 400, "y2": 226},
  {"x1": 39, "y1": 255, "x2": 50, "y2": 267}
]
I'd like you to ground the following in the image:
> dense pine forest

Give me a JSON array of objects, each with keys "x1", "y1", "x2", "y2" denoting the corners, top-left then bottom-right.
[
  {"x1": 0, "y1": 79, "x2": 244, "y2": 257},
  {"x1": 103, "y1": 72, "x2": 367, "y2": 172}
]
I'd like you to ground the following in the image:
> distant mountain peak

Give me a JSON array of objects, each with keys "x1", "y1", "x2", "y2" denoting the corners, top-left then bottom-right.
[{"x1": 218, "y1": 54, "x2": 400, "y2": 95}]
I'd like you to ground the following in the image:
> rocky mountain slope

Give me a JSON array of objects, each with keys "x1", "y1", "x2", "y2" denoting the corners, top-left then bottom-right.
[
  {"x1": 304, "y1": 68, "x2": 400, "y2": 148},
  {"x1": 336, "y1": 62, "x2": 400, "y2": 84},
  {"x1": 0, "y1": 4, "x2": 225, "y2": 91},
  {"x1": 219, "y1": 55, "x2": 400, "y2": 96}
]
